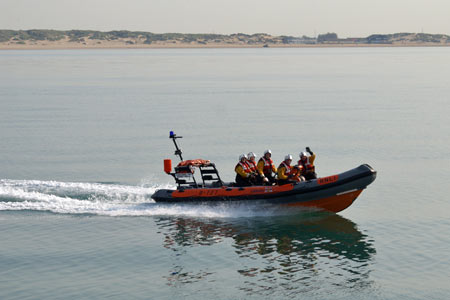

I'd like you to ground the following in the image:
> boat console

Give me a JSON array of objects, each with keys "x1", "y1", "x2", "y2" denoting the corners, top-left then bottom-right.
[{"x1": 164, "y1": 131, "x2": 224, "y2": 189}]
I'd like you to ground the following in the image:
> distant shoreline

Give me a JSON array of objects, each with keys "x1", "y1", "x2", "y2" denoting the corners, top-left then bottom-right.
[
  {"x1": 2, "y1": 42, "x2": 450, "y2": 50},
  {"x1": 1, "y1": 30, "x2": 449, "y2": 50}
]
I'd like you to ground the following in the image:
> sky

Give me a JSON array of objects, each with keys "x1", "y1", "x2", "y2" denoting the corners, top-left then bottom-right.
[{"x1": 1, "y1": 0, "x2": 450, "y2": 38}]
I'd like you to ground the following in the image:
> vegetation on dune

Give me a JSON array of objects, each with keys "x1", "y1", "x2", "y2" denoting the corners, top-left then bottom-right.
[
  {"x1": 0, "y1": 29, "x2": 65, "y2": 42},
  {"x1": 0, "y1": 29, "x2": 449, "y2": 45},
  {"x1": 0, "y1": 30, "x2": 15, "y2": 42}
]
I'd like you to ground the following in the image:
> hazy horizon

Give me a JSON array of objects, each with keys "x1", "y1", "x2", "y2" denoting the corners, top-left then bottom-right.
[{"x1": 2, "y1": 0, "x2": 450, "y2": 38}]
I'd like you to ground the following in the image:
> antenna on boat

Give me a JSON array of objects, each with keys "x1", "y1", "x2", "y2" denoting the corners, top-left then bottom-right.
[{"x1": 169, "y1": 131, "x2": 183, "y2": 161}]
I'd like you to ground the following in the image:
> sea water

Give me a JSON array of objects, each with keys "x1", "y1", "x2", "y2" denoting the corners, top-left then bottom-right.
[{"x1": 0, "y1": 48, "x2": 449, "y2": 299}]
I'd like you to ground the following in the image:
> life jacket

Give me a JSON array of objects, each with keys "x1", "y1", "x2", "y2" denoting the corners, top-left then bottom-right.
[
  {"x1": 235, "y1": 161, "x2": 251, "y2": 174},
  {"x1": 298, "y1": 157, "x2": 315, "y2": 174},
  {"x1": 292, "y1": 164, "x2": 304, "y2": 177},
  {"x1": 259, "y1": 157, "x2": 274, "y2": 174},
  {"x1": 246, "y1": 160, "x2": 257, "y2": 172},
  {"x1": 279, "y1": 161, "x2": 292, "y2": 175}
]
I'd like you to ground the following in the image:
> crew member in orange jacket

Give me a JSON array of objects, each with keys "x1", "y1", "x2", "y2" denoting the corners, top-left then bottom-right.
[
  {"x1": 246, "y1": 152, "x2": 258, "y2": 173},
  {"x1": 235, "y1": 154, "x2": 254, "y2": 186},
  {"x1": 257, "y1": 149, "x2": 277, "y2": 185},
  {"x1": 298, "y1": 147, "x2": 317, "y2": 180},
  {"x1": 277, "y1": 154, "x2": 296, "y2": 185},
  {"x1": 291, "y1": 164, "x2": 305, "y2": 182}
]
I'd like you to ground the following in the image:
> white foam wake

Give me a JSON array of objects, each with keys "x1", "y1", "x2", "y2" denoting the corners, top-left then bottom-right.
[
  {"x1": 0, "y1": 179, "x2": 166, "y2": 216},
  {"x1": 0, "y1": 179, "x2": 291, "y2": 217}
]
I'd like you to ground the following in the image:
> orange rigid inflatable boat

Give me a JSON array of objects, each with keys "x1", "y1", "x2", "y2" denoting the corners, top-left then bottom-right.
[{"x1": 151, "y1": 132, "x2": 377, "y2": 213}]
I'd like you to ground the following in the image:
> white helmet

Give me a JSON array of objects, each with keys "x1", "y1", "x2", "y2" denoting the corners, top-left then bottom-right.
[
  {"x1": 264, "y1": 149, "x2": 272, "y2": 155},
  {"x1": 247, "y1": 152, "x2": 256, "y2": 159},
  {"x1": 285, "y1": 154, "x2": 293, "y2": 160},
  {"x1": 239, "y1": 154, "x2": 248, "y2": 161},
  {"x1": 300, "y1": 152, "x2": 308, "y2": 158}
]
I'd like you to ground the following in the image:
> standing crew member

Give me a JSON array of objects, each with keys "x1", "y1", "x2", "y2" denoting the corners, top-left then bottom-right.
[
  {"x1": 235, "y1": 154, "x2": 254, "y2": 186},
  {"x1": 257, "y1": 149, "x2": 277, "y2": 185},
  {"x1": 298, "y1": 147, "x2": 317, "y2": 180},
  {"x1": 277, "y1": 154, "x2": 295, "y2": 185}
]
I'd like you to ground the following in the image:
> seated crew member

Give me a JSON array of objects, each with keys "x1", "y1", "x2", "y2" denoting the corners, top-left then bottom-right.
[
  {"x1": 298, "y1": 147, "x2": 317, "y2": 180},
  {"x1": 291, "y1": 164, "x2": 305, "y2": 182},
  {"x1": 235, "y1": 154, "x2": 254, "y2": 186},
  {"x1": 247, "y1": 152, "x2": 263, "y2": 185},
  {"x1": 257, "y1": 149, "x2": 277, "y2": 185},
  {"x1": 277, "y1": 154, "x2": 296, "y2": 185},
  {"x1": 246, "y1": 152, "x2": 258, "y2": 173}
]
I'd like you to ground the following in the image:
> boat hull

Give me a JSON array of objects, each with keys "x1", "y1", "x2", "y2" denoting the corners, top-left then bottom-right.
[{"x1": 152, "y1": 164, "x2": 376, "y2": 213}]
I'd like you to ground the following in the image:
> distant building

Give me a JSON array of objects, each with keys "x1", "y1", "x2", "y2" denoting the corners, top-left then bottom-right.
[
  {"x1": 340, "y1": 38, "x2": 367, "y2": 44},
  {"x1": 317, "y1": 33, "x2": 338, "y2": 43},
  {"x1": 284, "y1": 36, "x2": 316, "y2": 44}
]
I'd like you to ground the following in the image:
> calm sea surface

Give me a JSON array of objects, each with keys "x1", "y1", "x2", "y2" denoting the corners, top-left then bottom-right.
[{"x1": 0, "y1": 48, "x2": 449, "y2": 299}]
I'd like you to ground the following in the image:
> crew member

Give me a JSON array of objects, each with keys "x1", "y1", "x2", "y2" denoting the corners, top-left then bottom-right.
[
  {"x1": 235, "y1": 154, "x2": 254, "y2": 186},
  {"x1": 246, "y1": 152, "x2": 258, "y2": 173},
  {"x1": 277, "y1": 154, "x2": 295, "y2": 185},
  {"x1": 257, "y1": 149, "x2": 277, "y2": 185},
  {"x1": 291, "y1": 164, "x2": 305, "y2": 182},
  {"x1": 298, "y1": 147, "x2": 317, "y2": 180}
]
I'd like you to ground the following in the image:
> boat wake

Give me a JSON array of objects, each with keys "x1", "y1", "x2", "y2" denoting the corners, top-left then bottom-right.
[{"x1": 0, "y1": 179, "x2": 306, "y2": 218}]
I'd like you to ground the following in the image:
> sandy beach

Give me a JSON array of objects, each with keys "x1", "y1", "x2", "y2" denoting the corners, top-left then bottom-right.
[{"x1": 1, "y1": 37, "x2": 449, "y2": 50}]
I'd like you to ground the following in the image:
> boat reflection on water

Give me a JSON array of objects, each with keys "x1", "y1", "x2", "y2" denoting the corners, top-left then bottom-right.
[{"x1": 155, "y1": 212, "x2": 376, "y2": 296}]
